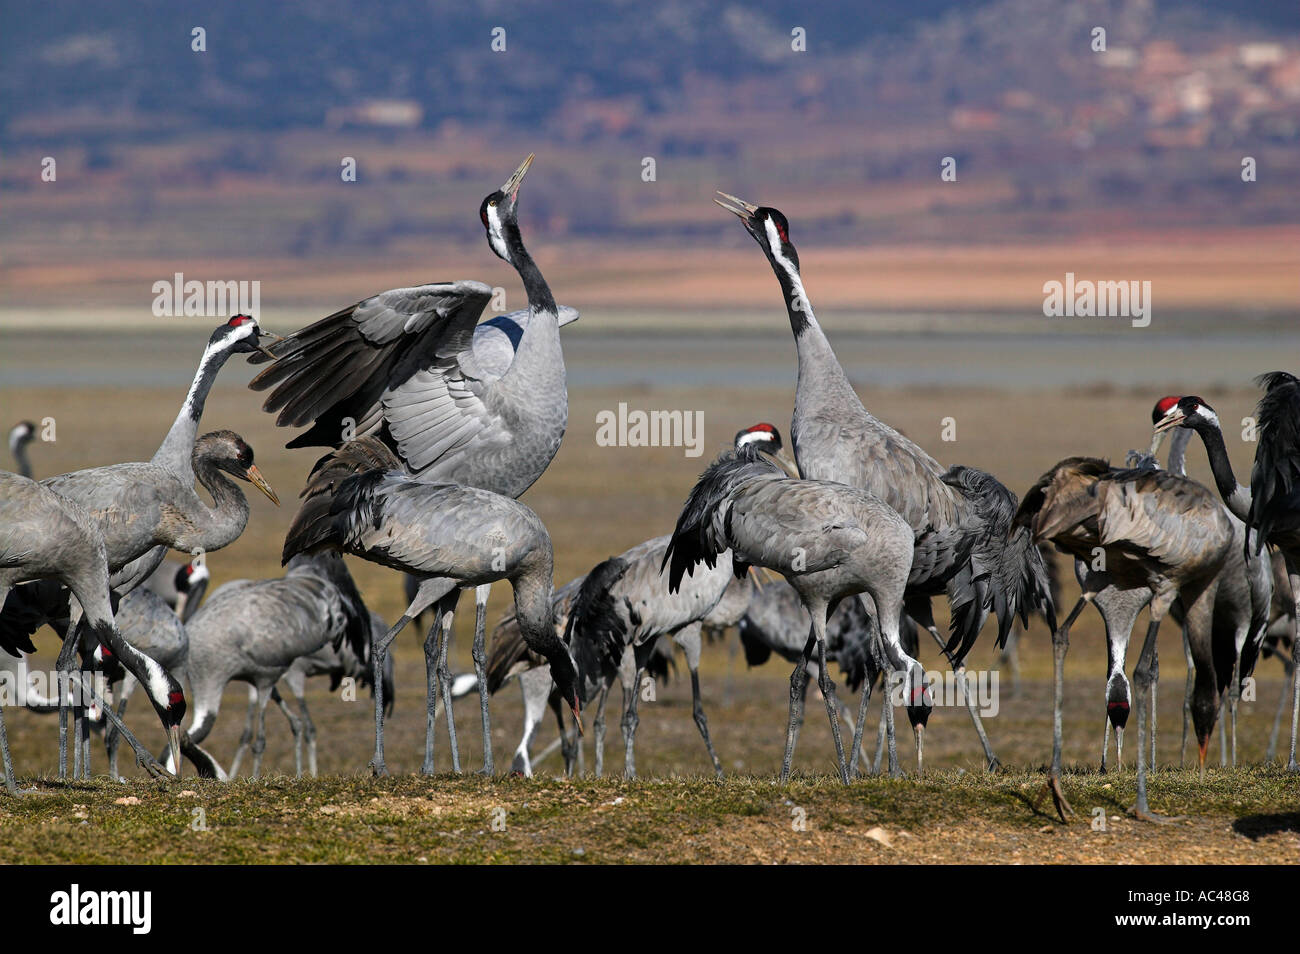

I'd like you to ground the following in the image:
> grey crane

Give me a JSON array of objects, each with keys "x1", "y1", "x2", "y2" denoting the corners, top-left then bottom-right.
[
  {"x1": 564, "y1": 541, "x2": 751, "y2": 779},
  {"x1": 716, "y1": 195, "x2": 1054, "y2": 771},
  {"x1": 8, "y1": 421, "x2": 36, "y2": 478},
  {"x1": 1155, "y1": 380, "x2": 1300, "y2": 771},
  {"x1": 0, "y1": 472, "x2": 186, "y2": 791},
  {"x1": 562, "y1": 538, "x2": 731, "y2": 778},
  {"x1": 281, "y1": 436, "x2": 582, "y2": 777},
  {"x1": 1015, "y1": 457, "x2": 1235, "y2": 821},
  {"x1": 38, "y1": 316, "x2": 277, "y2": 593},
  {"x1": 227, "y1": 610, "x2": 395, "y2": 778},
  {"x1": 663, "y1": 442, "x2": 919, "y2": 783},
  {"x1": 249, "y1": 156, "x2": 577, "y2": 774},
  {"x1": 178, "y1": 552, "x2": 371, "y2": 778},
  {"x1": 1150, "y1": 398, "x2": 1271, "y2": 770},
  {"x1": 0, "y1": 320, "x2": 278, "y2": 745}
]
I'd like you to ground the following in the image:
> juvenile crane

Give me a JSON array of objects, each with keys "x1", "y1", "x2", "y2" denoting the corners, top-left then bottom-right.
[{"x1": 1015, "y1": 457, "x2": 1234, "y2": 821}]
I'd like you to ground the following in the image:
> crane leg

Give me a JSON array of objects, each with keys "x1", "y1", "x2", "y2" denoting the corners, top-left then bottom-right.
[
  {"x1": 675, "y1": 623, "x2": 723, "y2": 778},
  {"x1": 1287, "y1": 565, "x2": 1300, "y2": 772},
  {"x1": 422, "y1": 616, "x2": 442, "y2": 776},
  {"x1": 1149, "y1": 644, "x2": 1159, "y2": 774},
  {"x1": 1268, "y1": 662, "x2": 1290, "y2": 761},
  {"x1": 593, "y1": 682, "x2": 610, "y2": 777},
  {"x1": 369, "y1": 612, "x2": 412, "y2": 777},
  {"x1": 884, "y1": 674, "x2": 900, "y2": 778},
  {"x1": 435, "y1": 603, "x2": 461, "y2": 773},
  {"x1": 1180, "y1": 627, "x2": 1194, "y2": 768},
  {"x1": 270, "y1": 686, "x2": 303, "y2": 778},
  {"x1": 619, "y1": 649, "x2": 642, "y2": 780},
  {"x1": 814, "y1": 626, "x2": 850, "y2": 785},
  {"x1": 294, "y1": 689, "x2": 318, "y2": 778},
  {"x1": 472, "y1": 583, "x2": 493, "y2": 776},
  {"x1": 250, "y1": 687, "x2": 274, "y2": 779},
  {"x1": 73, "y1": 674, "x2": 170, "y2": 779},
  {"x1": 510, "y1": 666, "x2": 548, "y2": 776},
  {"x1": 1046, "y1": 597, "x2": 1084, "y2": 822},
  {"x1": 1100, "y1": 715, "x2": 1110, "y2": 773},
  {"x1": 105, "y1": 678, "x2": 133, "y2": 782},
  {"x1": 230, "y1": 686, "x2": 258, "y2": 777},
  {"x1": 920, "y1": 620, "x2": 1000, "y2": 770},
  {"x1": 849, "y1": 678, "x2": 873, "y2": 778},
  {"x1": 1131, "y1": 596, "x2": 1179, "y2": 822},
  {"x1": 780, "y1": 631, "x2": 815, "y2": 784},
  {"x1": 872, "y1": 685, "x2": 888, "y2": 775}
]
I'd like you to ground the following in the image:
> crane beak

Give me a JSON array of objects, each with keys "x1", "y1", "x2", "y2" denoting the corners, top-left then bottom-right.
[
  {"x1": 168, "y1": 725, "x2": 183, "y2": 780},
  {"x1": 256, "y1": 331, "x2": 286, "y2": 361},
  {"x1": 715, "y1": 191, "x2": 759, "y2": 225},
  {"x1": 1153, "y1": 407, "x2": 1185, "y2": 433},
  {"x1": 501, "y1": 153, "x2": 535, "y2": 201},
  {"x1": 244, "y1": 464, "x2": 281, "y2": 506},
  {"x1": 571, "y1": 698, "x2": 585, "y2": 737}
]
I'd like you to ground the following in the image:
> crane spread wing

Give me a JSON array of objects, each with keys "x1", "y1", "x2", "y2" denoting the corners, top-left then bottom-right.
[{"x1": 249, "y1": 281, "x2": 498, "y2": 476}]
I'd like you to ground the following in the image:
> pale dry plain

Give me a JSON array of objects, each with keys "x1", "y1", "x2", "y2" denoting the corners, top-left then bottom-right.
[{"x1": 0, "y1": 318, "x2": 1297, "y2": 863}]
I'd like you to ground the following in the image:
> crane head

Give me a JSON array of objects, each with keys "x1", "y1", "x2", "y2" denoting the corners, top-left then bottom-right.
[
  {"x1": 481, "y1": 154, "x2": 534, "y2": 263},
  {"x1": 200, "y1": 430, "x2": 281, "y2": 505},
  {"x1": 715, "y1": 193, "x2": 800, "y2": 272},
  {"x1": 1154, "y1": 395, "x2": 1218, "y2": 434},
  {"x1": 735, "y1": 422, "x2": 797, "y2": 474},
  {"x1": 7, "y1": 420, "x2": 35, "y2": 453},
  {"x1": 212, "y1": 314, "x2": 279, "y2": 360}
]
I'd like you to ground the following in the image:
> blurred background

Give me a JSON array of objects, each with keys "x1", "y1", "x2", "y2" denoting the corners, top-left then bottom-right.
[{"x1": 1, "y1": 0, "x2": 1298, "y2": 778}]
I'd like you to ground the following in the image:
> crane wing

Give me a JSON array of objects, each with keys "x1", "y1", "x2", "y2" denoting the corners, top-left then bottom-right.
[{"x1": 249, "y1": 281, "x2": 496, "y2": 475}]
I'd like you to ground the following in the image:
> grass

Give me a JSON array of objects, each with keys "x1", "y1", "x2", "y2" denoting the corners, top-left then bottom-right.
[{"x1": 2, "y1": 768, "x2": 1296, "y2": 864}]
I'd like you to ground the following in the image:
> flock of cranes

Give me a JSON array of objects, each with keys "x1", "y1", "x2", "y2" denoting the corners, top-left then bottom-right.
[{"x1": 1, "y1": 156, "x2": 1297, "y2": 824}]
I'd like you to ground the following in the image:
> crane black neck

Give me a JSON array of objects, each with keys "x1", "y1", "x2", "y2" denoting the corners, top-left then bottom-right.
[
  {"x1": 1183, "y1": 418, "x2": 1248, "y2": 513},
  {"x1": 766, "y1": 248, "x2": 813, "y2": 337},
  {"x1": 504, "y1": 222, "x2": 557, "y2": 317}
]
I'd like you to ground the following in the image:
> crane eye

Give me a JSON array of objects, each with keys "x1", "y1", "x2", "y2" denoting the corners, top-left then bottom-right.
[{"x1": 488, "y1": 199, "x2": 497, "y2": 208}]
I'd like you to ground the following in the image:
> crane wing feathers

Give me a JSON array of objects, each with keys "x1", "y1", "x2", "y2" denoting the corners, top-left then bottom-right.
[
  {"x1": 249, "y1": 281, "x2": 495, "y2": 470},
  {"x1": 1250, "y1": 371, "x2": 1300, "y2": 546}
]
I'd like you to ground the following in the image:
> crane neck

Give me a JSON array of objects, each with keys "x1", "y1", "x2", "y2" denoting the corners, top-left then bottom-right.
[
  {"x1": 87, "y1": 619, "x2": 174, "y2": 713},
  {"x1": 1165, "y1": 426, "x2": 1191, "y2": 477},
  {"x1": 10, "y1": 439, "x2": 32, "y2": 479},
  {"x1": 188, "y1": 454, "x2": 251, "y2": 552},
  {"x1": 766, "y1": 248, "x2": 861, "y2": 414},
  {"x1": 153, "y1": 340, "x2": 236, "y2": 476},
  {"x1": 1189, "y1": 420, "x2": 1252, "y2": 521},
  {"x1": 504, "y1": 220, "x2": 558, "y2": 318}
]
